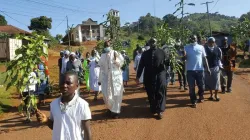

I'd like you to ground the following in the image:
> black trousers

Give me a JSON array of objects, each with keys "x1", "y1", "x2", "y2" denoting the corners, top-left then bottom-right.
[
  {"x1": 144, "y1": 72, "x2": 167, "y2": 113},
  {"x1": 177, "y1": 62, "x2": 187, "y2": 87}
]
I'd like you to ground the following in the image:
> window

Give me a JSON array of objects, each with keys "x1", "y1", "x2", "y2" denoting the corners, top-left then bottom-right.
[{"x1": 92, "y1": 30, "x2": 95, "y2": 33}]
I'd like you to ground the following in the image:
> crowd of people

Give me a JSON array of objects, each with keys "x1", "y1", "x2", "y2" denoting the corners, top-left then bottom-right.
[{"x1": 34, "y1": 35, "x2": 237, "y2": 140}]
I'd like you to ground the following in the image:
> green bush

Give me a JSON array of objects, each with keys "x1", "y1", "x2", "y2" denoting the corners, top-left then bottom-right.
[{"x1": 239, "y1": 59, "x2": 250, "y2": 68}]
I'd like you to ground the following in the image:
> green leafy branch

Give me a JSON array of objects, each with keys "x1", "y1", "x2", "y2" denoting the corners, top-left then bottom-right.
[
  {"x1": 102, "y1": 11, "x2": 122, "y2": 51},
  {"x1": 231, "y1": 17, "x2": 250, "y2": 50},
  {"x1": 5, "y1": 33, "x2": 48, "y2": 92}
]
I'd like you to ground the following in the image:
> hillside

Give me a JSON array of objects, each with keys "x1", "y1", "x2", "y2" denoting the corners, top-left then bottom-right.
[{"x1": 183, "y1": 13, "x2": 238, "y2": 33}]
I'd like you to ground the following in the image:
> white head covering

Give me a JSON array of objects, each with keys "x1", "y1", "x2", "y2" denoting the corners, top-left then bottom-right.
[
  {"x1": 70, "y1": 52, "x2": 76, "y2": 56},
  {"x1": 208, "y1": 37, "x2": 215, "y2": 42},
  {"x1": 224, "y1": 37, "x2": 228, "y2": 40},
  {"x1": 64, "y1": 50, "x2": 70, "y2": 55}
]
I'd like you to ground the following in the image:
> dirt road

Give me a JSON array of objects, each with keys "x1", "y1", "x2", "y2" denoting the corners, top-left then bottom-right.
[{"x1": 1, "y1": 62, "x2": 250, "y2": 140}]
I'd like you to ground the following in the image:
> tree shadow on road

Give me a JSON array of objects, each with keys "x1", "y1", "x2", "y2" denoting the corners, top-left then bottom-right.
[
  {"x1": 91, "y1": 97, "x2": 153, "y2": 122},
  {"x1": 0, "y1": 115, "x2": 43, "y2": 133}
]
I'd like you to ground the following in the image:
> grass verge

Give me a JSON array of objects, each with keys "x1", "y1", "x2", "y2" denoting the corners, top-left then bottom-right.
[{"x1": 0, "y1": 72, "x2": 16, "y2": 114}]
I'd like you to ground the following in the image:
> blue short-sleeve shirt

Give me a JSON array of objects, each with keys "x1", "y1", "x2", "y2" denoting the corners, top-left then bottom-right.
[{"x1": 184, "y1": 43, "x2": 206, "y2": 71}]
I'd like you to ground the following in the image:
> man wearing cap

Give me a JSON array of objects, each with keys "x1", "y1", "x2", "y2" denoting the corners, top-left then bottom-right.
[
  {"x1": 184, "y1": 35, "x2": 210, "y2": 108},
  {"x1": 205, "y1": 37, "x2": 222, "y2": 101},
  {"x1": 136, "y1": 38, "x2": 169, "y2": 119}
]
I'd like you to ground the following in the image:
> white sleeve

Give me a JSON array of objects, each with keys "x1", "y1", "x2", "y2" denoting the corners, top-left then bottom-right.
[
  {"x1": 98, "y1": 54, "x2": 104, "y2": 83},
  {"x1": 134, "y1": 56, "x2": 138, "y2": 68},
  {"x1": 49, "y1": 104, "x2": 54, "y2": 121},
  {"x1": 114, "y1": 51, "x2": 124, "y2": 68},
  {"x1": 80, "y1": 102, "x2": 92, "y2": 120},
  {"x1": 202, "y1": 46, "x2": 207, "y2": 57}
]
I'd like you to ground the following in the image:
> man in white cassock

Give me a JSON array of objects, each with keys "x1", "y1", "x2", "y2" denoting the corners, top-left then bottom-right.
[{"x1": 98, "y1": 41, "x2": 124, "y2": 119}]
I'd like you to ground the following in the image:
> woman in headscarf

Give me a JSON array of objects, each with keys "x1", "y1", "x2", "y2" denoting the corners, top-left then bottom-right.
[
  {"x1": 89, "y1": 50, "x2": 101, "y2": 101},
  {"x1": 134, "y1": 47, "x2": 144, "y2": 83},
  {"x1": 121, "y1": 50, "x2": 130, "y2": 87},
  {"x1": 205, "y1": 37, "x2": 222, "y2": 101},
  {"x1": 83, "y1": 52, "x2": 91, "y2": 93}
]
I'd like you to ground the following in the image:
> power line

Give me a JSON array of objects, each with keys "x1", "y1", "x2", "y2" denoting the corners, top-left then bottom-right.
[
  {"x1": 0, "y1": 10, "x2": 29, "y2": 27},
  {"x1": 54, "y1": 18, "x2": 66, "y2": 30},
  {"x1": 0, "y1": 11, "x2": 35, "y2": 18},
  {"x1": 210, "y1": 0, "x2": 220, "y2": 11},
  {"x1": 1, "y1": 7, "x2": 69, "y2": 19},
  {"x1": 1, "y1": 10, "x2": 66, "y2": 21},
  {"x1": 21, "y1": 0, "x2": 106, "y2": 14},
  {"x1": 1, "y1": 1, "x2": 74, "y2": 15}
]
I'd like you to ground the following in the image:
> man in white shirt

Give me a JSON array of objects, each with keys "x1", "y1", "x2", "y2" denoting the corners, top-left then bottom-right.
[{"x1": 37, "y1": 71, "x2": 92, "y2": 140}]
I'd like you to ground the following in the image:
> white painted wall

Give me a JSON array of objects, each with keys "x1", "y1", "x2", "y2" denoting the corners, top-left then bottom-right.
[
  {"x1": 8, "y1": 38, "x2": 22, "y2": 60},
  {"x1": 78, "y1": 25, "x2": 82, "y2": 43}
]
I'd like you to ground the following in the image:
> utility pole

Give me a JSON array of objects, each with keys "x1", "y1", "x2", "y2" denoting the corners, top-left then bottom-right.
[
  {"x1": 66, "y1": 16, "x2": 70, "y2": 47},
  {"x1": 153, "y1": 0, "x2": 156, "y2": 33},
  {"x1": 201, "y1": 1, "x2": 214, "y2": 36}
]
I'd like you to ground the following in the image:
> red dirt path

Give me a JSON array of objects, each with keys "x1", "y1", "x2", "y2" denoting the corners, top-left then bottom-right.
[{"x1": 1, "y1": 53, "x2": 250, "y2": 140}]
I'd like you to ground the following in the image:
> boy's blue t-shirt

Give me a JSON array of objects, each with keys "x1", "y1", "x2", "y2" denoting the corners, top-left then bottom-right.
[{"x1": 184, "y1": 43, "x2": 206, "y2": 71}]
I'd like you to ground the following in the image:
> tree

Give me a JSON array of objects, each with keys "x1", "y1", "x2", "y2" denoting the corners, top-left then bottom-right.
[
  {"x1": 0, "y1": 14, "x2": 7, "y2": 25},
  {"x1": 163, "y1": 14, "x2": 178, "y2": 28},
  {"x1": 55, "y1": 34, "x2": 63, "y2": 43},
  {"x1": 239, "y1": 12, "x2": 250, "y2": 22},
  {"x1": 123, "y1": 22, "x2": 132, "y2": 36},
  {"x1": 28, "y1": 16, "x2": 52, "y2": 33},
  {"x1": 231, "y1": 18, "x2": 250, "y2": 50},
  {"x1": 136, "y1": 13, "x2": 163, "y2": 35}
]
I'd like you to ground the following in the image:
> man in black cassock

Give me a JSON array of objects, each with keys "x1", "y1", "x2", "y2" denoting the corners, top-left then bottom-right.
[{"x1": 136, "y1": 38, "x2": 169, "y2": 119}]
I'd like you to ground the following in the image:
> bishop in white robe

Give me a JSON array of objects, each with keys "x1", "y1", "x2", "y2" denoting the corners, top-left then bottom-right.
[{"x1": 98, "y1": 43, "x2": 124, "y2": 118}]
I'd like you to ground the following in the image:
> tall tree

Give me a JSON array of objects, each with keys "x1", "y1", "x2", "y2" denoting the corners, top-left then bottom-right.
[
  {"x1": 28, "y1": 16, "x2": 52, "y2": 33},
  {"x1": 163, "y1": 14, "x2": 179, "y2": 28},
  {"x1": 0, "y1": 14, "x2": 7, "y2": 26},
  {"x1": 239, "y1": 12, "x2": 250, "y2": 22},
  {"x1": 137, "y1": 13, "x2": 163, "y2": 35},
  {"x1": 123, "y1": 22, "x2": 132, "y2": 36},
  {"x1": 55, "y1": 34, "x2": 63, "y2": 43}
]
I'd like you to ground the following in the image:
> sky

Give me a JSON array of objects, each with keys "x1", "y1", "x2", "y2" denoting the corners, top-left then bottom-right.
[{"x1": 1, "y1": 0, "x2": 250, "y2": 36}]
